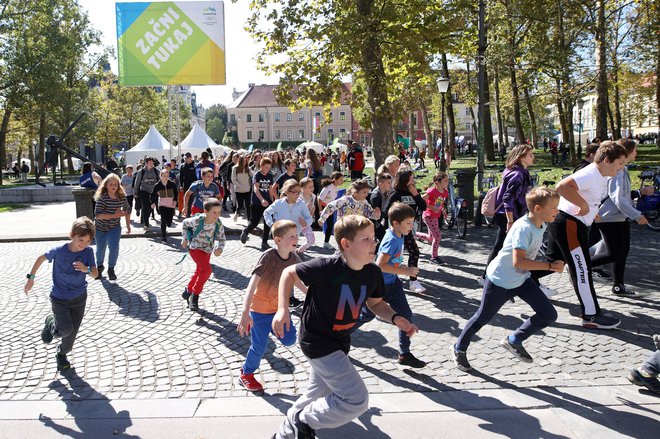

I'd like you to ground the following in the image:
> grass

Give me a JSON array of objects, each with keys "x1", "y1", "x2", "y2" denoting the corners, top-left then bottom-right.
[{"x1": 0, "y1": 203, "x2": 27, "y2": 213}]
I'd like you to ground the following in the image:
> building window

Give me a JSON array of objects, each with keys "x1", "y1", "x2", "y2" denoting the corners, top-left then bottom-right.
[
  {"x1": 258, "y1": 113, "x2": 264, "y2": 122},
  {"x1": 327, "y1": 128, "x2": 334, "y2": 141},
  {"x1": 246, "y1": 114, "x2": 252, "y2": 122},
  {"x1": 247, "y1": 130, "x2": 253, "y2": 140},
  {"x1": 259, "y1": 130, "x2": 265, "y2": 140},
  {"x1": 411, "y1": 114, "x2": 417, "y2": 128},
  {"x1": 286, "y1": 113, "x2": 292, "y2": 122},
  {"x1": 339, "y1": 128, "x2": 346, "y2": 138},
  {"x1": 299, "y1": 129, "x2": 305, "y2": 139},
  {"x1": 274, "y1": 113, "x2": 280, "y2": 122},
  {"x1": 339, "y1": 111, "x2": 346, "y2": 120},
  {"x1": 465, "y1": 108, "x2": 470, "y2": 116},
  {"x1": 299, "y1": 112, "x2": 304, "y2": 121},
  {"x1": 286, "y1": 129, "x2": 292, "y2": 140},
  {"x1": 230, "y1": 114, "x2": 236, "y2": 124},
  {"x1": 275, "y1": 130, "x2": 281, "y2": 139},
  {"x1": 466, "y1": 122, "x2": 472, "y2": 131}
]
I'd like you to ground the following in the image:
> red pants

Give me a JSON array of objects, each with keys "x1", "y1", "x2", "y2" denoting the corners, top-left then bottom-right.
[
  {"x1": 190, "y1": 205, "x2": 204, "y2": 216},
  {"x1": 178, "y1": 191, "x2": 184, "y2": 213},
  {"x1": 187, "y1": 249, "x2": 212, "y2": 295}
]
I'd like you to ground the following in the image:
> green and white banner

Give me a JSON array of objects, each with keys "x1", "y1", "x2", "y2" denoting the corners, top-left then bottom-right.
[{"x1": 116, "y1": 1, "x2": 225, "y2": 86}]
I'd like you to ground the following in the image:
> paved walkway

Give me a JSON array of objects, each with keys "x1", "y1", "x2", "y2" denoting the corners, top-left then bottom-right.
[{"x1": 0, "y1": 203, "x2": 658, "y2": 438}]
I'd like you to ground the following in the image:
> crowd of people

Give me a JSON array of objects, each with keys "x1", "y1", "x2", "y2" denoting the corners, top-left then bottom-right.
[{"x1": 20, "y1": 136, "x2": 659, "y2": 438}]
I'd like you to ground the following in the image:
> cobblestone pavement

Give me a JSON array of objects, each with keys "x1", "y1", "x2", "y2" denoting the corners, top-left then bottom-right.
[{"x1": 0, "y1": 224, "x2": 658, "y2": 402}]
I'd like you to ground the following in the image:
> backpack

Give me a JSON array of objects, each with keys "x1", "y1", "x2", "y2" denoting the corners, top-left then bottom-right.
[
  {"x1": 481, "y1": 185, "x2": 502, "y2": 217},
  {"x1": 176, "y1": 214, "x2": 222, "y2": 265}
]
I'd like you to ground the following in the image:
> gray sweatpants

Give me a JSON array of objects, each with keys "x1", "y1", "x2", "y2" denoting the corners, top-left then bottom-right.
[
  {"x1": 277, "y1": 350, "x2": 369, "y2": 438},
  {"x1": 49, "y1": 293, "x2": 87, "y2": 355}
]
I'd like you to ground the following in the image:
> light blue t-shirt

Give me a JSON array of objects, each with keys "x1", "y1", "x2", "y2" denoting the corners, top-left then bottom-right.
[
  {"x1": 44, "y1": 244, "x2": 95, "y2": 300},
  {"x1": 379, "y1": 229, "x2": 405, "y2": 285},
  {"x1": 486, "y1": 215, "x2": 546, "y2": 289}
]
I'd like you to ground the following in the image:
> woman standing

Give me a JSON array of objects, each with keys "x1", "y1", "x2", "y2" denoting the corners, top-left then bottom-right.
[
  {"x1": 231, "y1": 155, "x2": 253, "y2": 222},
  {"x1": 151, "y1": 168, "x2": 179, "y2": 242},
  {"x1": 480, "y1": 145, "x2": 534, "y2": 285},
  {"x1": 305, "y1": 149, "x2": 323, "y2": 194},
  {"x1": 94, "y1": 174, "x2": 131, "y2": 280}
]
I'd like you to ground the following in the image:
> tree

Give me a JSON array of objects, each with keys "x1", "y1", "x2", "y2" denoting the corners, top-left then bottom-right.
[{"x1": 206, "y1": 117, "x2": 225, "y2": 143}]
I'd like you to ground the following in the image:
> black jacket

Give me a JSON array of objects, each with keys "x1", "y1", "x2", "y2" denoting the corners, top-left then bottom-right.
[{"x1": 179, "y1": 161, "x2": 198, "y2": 192}]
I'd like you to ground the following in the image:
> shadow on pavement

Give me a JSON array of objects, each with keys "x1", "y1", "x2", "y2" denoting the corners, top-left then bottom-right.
[
  {"x1": 99, "y1": 278, "x2": 159, "y2": 323},
  {"x1": 41, "y1": 369, "x2": 139, "y2": 439}
]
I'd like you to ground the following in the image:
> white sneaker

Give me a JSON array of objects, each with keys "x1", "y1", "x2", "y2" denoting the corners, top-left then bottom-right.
[
  {"x1": 539, "y1": 284, "x2": 558, "y2": 298},
  {"x1": 410, "y1": 280, "x2": 426, "y2": 293},
  {"x1": 323, "y1": 242, "x2": 334, "y2": 250},
  {"x1": 477, "y1": 277, "x2": 485, "y2": 287},
  {"x1": 232, "y1": 213, "x2": 239, "y2": 222}
]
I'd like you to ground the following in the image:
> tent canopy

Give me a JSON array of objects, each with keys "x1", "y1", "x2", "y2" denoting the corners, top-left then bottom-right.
[
  {"x1": 296, "y1": 140, "x2": 324, "y2": 154},
  {"x1": 125, "y1": 126, "x2": 172, "y2": 166}
]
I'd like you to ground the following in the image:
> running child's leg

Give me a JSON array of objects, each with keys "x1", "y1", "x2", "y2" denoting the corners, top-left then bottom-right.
[
  {"x1": 243, "y1": 312, "x2": 273, "y2": 375},
  {"x1": 424, "y1": 215, "x2": 442, "y2": 258},
  {"x1": 298, "y1": 226, "x2": 315, "y2": 253},
  {"x1": 51, "y1": 293, "x2": 87, "y2": 355},
  {"x1": 509, "y1": 278, "x2": 558, "y2": 344},
  {"x1": 189, "y1": 249, "x2": 212, "y2": 295},
  {"x1": 404, "y1": 233, "x2": 420, "y2": 281}
]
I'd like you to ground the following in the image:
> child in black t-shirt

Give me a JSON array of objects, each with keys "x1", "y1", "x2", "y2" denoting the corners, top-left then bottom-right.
[{"x1": 271, "y1": 215, "x2": 418, "y2": 439}]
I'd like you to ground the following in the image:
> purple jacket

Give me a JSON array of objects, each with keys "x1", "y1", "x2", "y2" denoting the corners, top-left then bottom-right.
[{"x1": 495, "y1": 166, "x2": 531, "y2": 219}]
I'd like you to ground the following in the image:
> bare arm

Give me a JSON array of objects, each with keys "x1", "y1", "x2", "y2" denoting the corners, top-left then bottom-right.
[
  {"x1": 237, "y1": 274, "x2": 260, "y2": 337},
  {"x1": 366, "y1": 297, "x2": 418, "y2": 338},
  {"x1": 512, "y1": 249, "x2": 564, "y2": 273},
  {"x1": 377, "y1": 252, "x2": 418, "y2": 277},
  {"x1": 272, "y1": 266, "x2": 301, "y2": 338}
]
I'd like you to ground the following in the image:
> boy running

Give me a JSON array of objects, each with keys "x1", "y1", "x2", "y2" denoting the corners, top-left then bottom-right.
[
  {"x1": 271, "y1": 215, "x2": 418, "y2": 438},
  {"x1": 24, "y1": 217, "x2": 98, "y2": 371}
]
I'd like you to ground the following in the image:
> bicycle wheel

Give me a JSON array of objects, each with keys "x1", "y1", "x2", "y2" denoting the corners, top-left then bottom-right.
[
  {"x1": 456, "y1": 211, "x2": 468, "y2": 239},
  {"x1": 646, "y1": 210, "x2": 660, "y2": 231},
  {"x1": 444, "y1": 203, "x2": 455, "y2": 229}
]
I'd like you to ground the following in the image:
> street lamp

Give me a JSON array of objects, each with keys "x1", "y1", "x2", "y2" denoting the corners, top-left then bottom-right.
[
  {"x1": 577, "y1": 99, "x2": 585, "y2": 159},
  {"x1": 437, "y1": 77, "x2": 450, "y2": 171}
]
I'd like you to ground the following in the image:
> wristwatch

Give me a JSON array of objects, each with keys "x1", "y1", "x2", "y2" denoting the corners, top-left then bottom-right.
[{"x1": 26, "y1": 273, "x2": 35, "y2": 280}]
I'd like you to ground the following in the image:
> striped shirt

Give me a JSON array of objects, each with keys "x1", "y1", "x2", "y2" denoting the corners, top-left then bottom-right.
[{"x1": 94, "y1": 194, "x2": 130, "y2": 232}]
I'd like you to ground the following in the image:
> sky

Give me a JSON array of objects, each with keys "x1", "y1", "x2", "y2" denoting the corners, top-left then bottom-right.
[{"x1": 79, "y1": 0, "x2": 280, "y2": 107}]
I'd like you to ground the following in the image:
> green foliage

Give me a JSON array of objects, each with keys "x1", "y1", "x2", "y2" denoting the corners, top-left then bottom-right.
[{"x1": 206, "y1": 117, "x2": 226, "y2": 143}]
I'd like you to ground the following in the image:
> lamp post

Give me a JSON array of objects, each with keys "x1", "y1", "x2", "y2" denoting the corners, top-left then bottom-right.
[
  {"x1": 437, "y1": 77, "x2": 450, "y2": 171},
  {"x1": 577, "y1": 99, "x2": 584, "y2": 159}
]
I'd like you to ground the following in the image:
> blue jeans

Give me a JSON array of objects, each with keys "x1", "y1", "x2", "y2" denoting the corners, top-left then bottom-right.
[
  {"x1": 242, "y1": 311, "x2": 297, "y2": 375},
  {"x1": 456, "y1": 277, "x2": 557, "y2": 352},
  {"x1": 95, "y1": 225, "x2": 121, "y2": 268},
  {"x1": 358, "y1": 278, "x2": 413, "y2": 355}
]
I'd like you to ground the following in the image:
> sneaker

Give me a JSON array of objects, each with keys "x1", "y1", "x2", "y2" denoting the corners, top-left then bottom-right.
[
  {"x1": 238, "y1": 369, "x2": 264, "y2": 392},
  {"x1": 477, "y1": 276, "x2": 485, "y2": 287},
  {"x1": 430, "y1": 256, "x2": 444, "y2": 265},
  {"x1": 398, "y1": 352, "x2": 427, "y2": 368},
  {"x1": 289, "y1": 296, "x2": 303, "y2": 309},
  {"x1": 409, "y1": 280, "x2": 426, "y2": 293},
  {"x1": 323, "y1": 242, "x2": 333, "y2": 250},
  {"x1": 581, "y1": 313, "x2": 621, "y2": 329},
  {"x1": 181, "y1": 288, "x2": 191, "y2": 301},
  {"x1": 291, "y1": 410, "x2": 315, "y2": 439},
  {"x1": 450, "y1": 344, "x2": 471, "y2": 372},
  {"x1": 500, "y1": 337, "x2": 533, "y2": 363},
  {"x1": 592, "y1": 268, "x2": 612, "y2": 279},
  {"x1": 653, "y1": 334, "x2": 660, "y2": 350},
  {"x1": 627, "y1": 368, "x2": 660, "y2": 394},
  {"x1": 107, "y1": 268, "x2": 117, "y2": 281},
  {"x1": 539, "y1": 284, "x2": 558, "y2": 298},
  {"x1": 56, "y1": 353, "x2": 71, "y2": 371},
  {"x1": 233, "y1": 212, "x2": 239, "y2": 222},
  {"x1": 612, "y1": 284, "x2": 639, "y2": 297},
  {"x1": 189, "y1": 294, "x2": 199, "y2": 311},
  {"x1": 96, "y1": 265, "x2": 104, "y2": 280},
  {"x1": 41, "y1": 315, "x2": 54, "y2": 344},
  {"x1": 143, "y1": 225, "x2": 149, "y2": 231},
  {"x1": 261, "y1": 242, "x2": 271, "y2": 251},
  {"x1": 240, "y1": 230, "x2": 248, "y2": 244}
]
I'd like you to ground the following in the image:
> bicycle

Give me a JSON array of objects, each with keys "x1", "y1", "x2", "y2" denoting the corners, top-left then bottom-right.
[
  {"x1": 636, "y1": 167, "x2": 660, "y2": 231},
  {"x1": 443, "y1": 174, "x2": 469, "y2": 239}
]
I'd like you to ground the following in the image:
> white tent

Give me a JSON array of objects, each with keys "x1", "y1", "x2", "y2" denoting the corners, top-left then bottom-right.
[
  {"x1": 179, "y1": 123, "x2": 228, "y2": 158},
  {"x1": 125, "y1": 126, "x2": 171, "y2": 166},
  {"x1": 296, "y1": 140, "x2": 324, "y2": 154}
]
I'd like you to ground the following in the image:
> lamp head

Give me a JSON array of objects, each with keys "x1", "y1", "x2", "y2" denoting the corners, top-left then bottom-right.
[
  {"x1": 577, "y1": 99, "x2": 585, "y2": 111},
  {"x1": 437, "y1": 77, "x2": 450, "y2": 94}
]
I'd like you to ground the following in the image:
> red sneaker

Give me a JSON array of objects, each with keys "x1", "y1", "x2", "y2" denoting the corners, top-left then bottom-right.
[{"x1": 238, "y1": 369, "x2": 264, "y2": 392}]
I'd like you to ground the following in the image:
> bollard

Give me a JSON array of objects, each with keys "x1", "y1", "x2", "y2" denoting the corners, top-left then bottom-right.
[
  {"x1": 72, "y1": 188, "x2": 95, "y2": 219},
  {"x1": 474, "y1": 193, "x2": 485, "y2": 227},
  {"x1": 455, "y1": 169, "x2": 476, "y2": 220}
]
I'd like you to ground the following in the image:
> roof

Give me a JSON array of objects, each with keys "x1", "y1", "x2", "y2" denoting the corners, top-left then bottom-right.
[{"x1": 229, "y1": 83, "x2": 353, "y2": 109}]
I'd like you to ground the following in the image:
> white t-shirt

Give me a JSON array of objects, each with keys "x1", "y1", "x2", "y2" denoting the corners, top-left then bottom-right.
[{"x1": 557, "y1": 163, "x2": 607, "y2": 226}]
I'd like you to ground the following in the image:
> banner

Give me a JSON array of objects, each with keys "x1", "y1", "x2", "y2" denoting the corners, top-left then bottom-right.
[{"x1": 116, "y1": 1, "x2": 226, "y2": 86}]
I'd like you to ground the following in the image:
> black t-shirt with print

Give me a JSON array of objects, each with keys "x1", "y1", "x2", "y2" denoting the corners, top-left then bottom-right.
[
  {"x1": 296, "y1": 256, "x2": 384, "y2": 359},
  {"x1": 251, "y1": 171, "x2": 274, "y2": 205}
]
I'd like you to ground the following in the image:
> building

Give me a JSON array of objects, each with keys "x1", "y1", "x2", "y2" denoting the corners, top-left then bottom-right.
[{"x1": 227, "y1": 84, "x2": 354, "y2": 148}]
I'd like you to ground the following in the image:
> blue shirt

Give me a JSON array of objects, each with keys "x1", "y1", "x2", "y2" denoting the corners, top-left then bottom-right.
[
  {"x1": 486, "y1": 215, "x2": 546, "y2": 289},
  {"x1": 189, "y1": 180, "x2": 221, "y2": 210},
  {"x1": 379, "y1": 229, "x2": 405, "y2": 285},
  {"x1": 44, "y1": 244, "x2": 95, "y2": 300}
]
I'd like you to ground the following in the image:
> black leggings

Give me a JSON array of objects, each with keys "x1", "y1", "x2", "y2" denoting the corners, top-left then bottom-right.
[
  {"x1": 139, "y1": 191, "x2": 152, "y2": 226},
  {"x1": 324, "y1": 213, "x2": 336, "y2": 243},
  {"x1": 404, "y1": 231, "x2": 420, "y2": 281},
  {"x1": 543, "y1": 212, "x2": 601, "y2": 317},
  {"x1": 590, "y1": 221, "x2": 630, "y2": 285},
  {"x1": 159, "y1": 206, "x2": 175, "y2": 238},
  {"x1": 244, "y1": 204, "x2": 270, "y2": 245},
  {"x1": 234, "y1": 191, "x2": 251, "y2": 216},
  {"x1": 483, "y1": 213, "x2": 509, "y2": 276}
]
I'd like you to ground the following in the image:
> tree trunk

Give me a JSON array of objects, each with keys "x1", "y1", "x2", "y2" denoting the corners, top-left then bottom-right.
[
  {"x1": 607, "y1": 102, "x2": 616, "y2": 139},
  {"x1": 523, "y1": 84, "x2": 538, "y2": 147},
  {"x1": 611, "y1": 52, "x2": 622, "y2": 139},
  {"x1": 595, "y1": 0, "x2": 610, "y2": 140},
  {"x1": 441, "y1": 54, "x2": 457, "y2": 156},
  {"x1": 408, "y1": 111, "x2": 415, "y2": 147},
  {"x1": 357, "y1": 0, "x2": 393, "y2": 169},
  {"x1": 494, "y1": 65, "x2": 505, "y2": 150},
  {"x1": 0, "y1": 105, "x2": 12, "y2": 185},
  {"x1": 420, "y1": 102, "x2": 433, "y2": 159},
  {"x1": 509, "y1": 61, "x2": 526, "y2": 143},
  {"x1": 39, "y1": 111, "x2": 46, "y2": 168},
  {"x1": 482, "y1": 65, "x2": 495, "y2": 160},
  {"x1": 466, "y1": 60, "x2": 479, "y2": 141}
]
